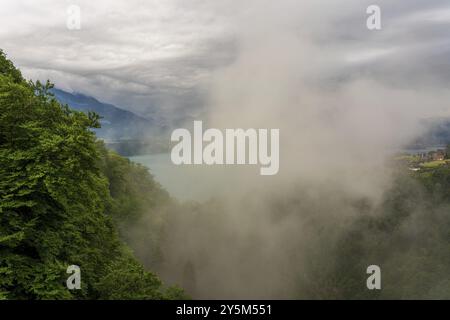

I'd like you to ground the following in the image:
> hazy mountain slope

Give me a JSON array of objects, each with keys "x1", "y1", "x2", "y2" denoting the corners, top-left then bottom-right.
[{"x1": 52, "y1": 88, "x2": 160, "y2": 141}]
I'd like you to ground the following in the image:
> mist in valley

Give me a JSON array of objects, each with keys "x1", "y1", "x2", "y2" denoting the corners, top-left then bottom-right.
[{"x1": 122, "y1": 0, "x2": 450, "y2": 299}]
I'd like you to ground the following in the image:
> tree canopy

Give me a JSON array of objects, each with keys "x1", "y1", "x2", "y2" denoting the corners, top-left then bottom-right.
[{"x1": 0, "y1": 50, "x2": 185, "y2": 299}]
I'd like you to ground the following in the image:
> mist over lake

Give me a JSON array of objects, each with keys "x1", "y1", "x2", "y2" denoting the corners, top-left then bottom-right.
[
  {"x1": 129, "y1": 152, "x2": 277, "y2": 202},
  {"x1": 129, "y1": 153, "x2": 227, "y2": 201}
]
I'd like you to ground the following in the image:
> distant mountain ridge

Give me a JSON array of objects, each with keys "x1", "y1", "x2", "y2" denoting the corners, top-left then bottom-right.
[{"x1": 51, "y1": 88, "x2": 162, "y2": 141}]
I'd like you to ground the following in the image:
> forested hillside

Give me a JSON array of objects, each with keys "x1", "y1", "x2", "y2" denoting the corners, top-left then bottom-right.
[{"x1": 0, "y1": 50, "x2": 185, "y2": 299}]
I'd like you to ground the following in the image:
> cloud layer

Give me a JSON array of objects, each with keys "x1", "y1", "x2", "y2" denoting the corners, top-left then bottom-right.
[{"x1": 1, "y1": 0, "x2": 450, "y2": 123}]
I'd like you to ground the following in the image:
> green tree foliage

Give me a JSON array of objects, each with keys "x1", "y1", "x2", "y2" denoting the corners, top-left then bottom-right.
[
  {"x1": 0, "y1": 50, "x2": 184, "y2": 299},
  {"x1": 96, "y1": 142, "x2": 172, "y2": 269},
  {"x1": 96, "y1": 248, "x2": 186, "y2": 299}
]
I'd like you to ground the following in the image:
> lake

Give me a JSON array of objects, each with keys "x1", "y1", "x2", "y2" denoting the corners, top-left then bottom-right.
[
  {"x1": 128, "y1": 152, "x2": 270, "y2": 201},
  {"x1": 129, "y1": 153, "x2": 234, "y2": 201},
  {"x1": 129, "y1": 145, "x2": 448, "y2": 201}
]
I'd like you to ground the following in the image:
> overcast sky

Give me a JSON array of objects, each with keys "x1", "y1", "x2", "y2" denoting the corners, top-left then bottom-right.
[{"x1": 1, "y1": 0, "x2": 450, "y2": 120}]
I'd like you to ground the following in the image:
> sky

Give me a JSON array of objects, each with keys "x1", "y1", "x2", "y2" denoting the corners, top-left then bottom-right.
[{"x1": 1, "y1": 0, "x2": 450, "y2": 122}]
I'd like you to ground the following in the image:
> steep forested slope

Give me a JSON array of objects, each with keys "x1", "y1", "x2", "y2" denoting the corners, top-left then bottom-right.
[{"x1": 0, "y1": 50, "x2": 184, "y2": 299}]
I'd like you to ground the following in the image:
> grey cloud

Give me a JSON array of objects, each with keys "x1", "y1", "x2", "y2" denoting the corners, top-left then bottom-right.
[{"x1": 1, "y1": 0, "x2": 450, "y2": 120}]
